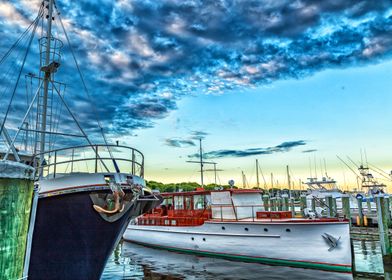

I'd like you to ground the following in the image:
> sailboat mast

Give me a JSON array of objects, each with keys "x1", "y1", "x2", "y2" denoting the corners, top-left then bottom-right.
[
  {"x1": 286, "y1": 165, "x2": 291, "y2": 198},
  {"x1": 199, "y1": 138, "x2": 204, "y2": 187},
  {"x1": 256, "y1": 159, "x2": 260, "y2": 188},
  {"x1": 213, "y1": 163, "x2": 217, "y2": 185},
  {"x1": 39, "y1": 0, "x2": 54, "y2": 166}
]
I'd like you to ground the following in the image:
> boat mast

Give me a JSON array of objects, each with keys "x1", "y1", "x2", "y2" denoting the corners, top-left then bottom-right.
[
  {"x1": 199, "y1": 138, "x2": 204, "y2": 187},
  {"x1": 213, "y1": 162, "x2": 217, "y2": 185},
  {"x1": 256, "y1": 159, "x2": 260, "y2": 188},
  {"x1": 39, "y1": 0, "x2": 54, "y2": 171},
  {"x1": 286, "y1": 165, "x2": 291, "y2": 198}
]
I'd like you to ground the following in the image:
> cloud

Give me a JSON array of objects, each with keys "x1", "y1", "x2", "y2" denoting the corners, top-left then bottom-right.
[
  {"x1": 1, "y1": 1, "x2": 392, "y2": 141},
  {"x1": 165, "y1": 138, "x2": 195, "y2": 148},
  {"x1": 188, "y1": 140, "x2": 306, "y2": 159},
  {"x1": 302, "y1": 149, "x2": 318, "y2": 153}
]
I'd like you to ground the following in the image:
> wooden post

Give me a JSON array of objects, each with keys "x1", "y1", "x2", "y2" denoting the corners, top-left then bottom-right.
[
  {"x1": 276, "y1": 197, "x2": 280, "y2": 211},
  {"x1": 366, "y1": 196, "x2": 372, "y2": 215},
  {"x1": 270, "y1": 197, "x2": 275, "y2": 211},
  {"x1": 332, "y1": 197, "x2": 337, "y2": 217},
  {"x1": 375, "y1": 194, "x2": 392, "y2": 269},
  {"x1": 325, "y1": 195, "x2": 333, "y2": 218},
  {"x1": 290, "y1": 198, "x2": 295, "y2": 217},
  {"x1": 277, "y1": 196, "x2": 283, "y2": 211},
  {"x1": 311, "y1": 197, "x2": 316, "y2": 212},
  {"x1": 357, "y1": 196, "x2": 364, "y2": 226},
  {"x1": 300, "y1": 195, "x2": 307, "y2": 217},
  {"x1": 384, "y1": 195, "x2": 391, "y2": 227},
  {"x1": 262, "y1": 195, "x2": 269, "y2": 211},
  {"x1": 282, "y1": 194, "x2": 288, "y2": 211},
  {"x1": 342, "y1": 195, "x2": 351, "y2": 227}
]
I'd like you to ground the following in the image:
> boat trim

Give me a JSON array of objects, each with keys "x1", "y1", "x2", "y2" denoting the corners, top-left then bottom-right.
[
  {"x1": 123, "y1": 239, "x2": 352, "y2": 273},
  {"x1": 39, "y1": 183, "x2": 132, "y2": 197},
  {"x1": 128, "y1": 227, "x2": 280, "y2": 238},
  {"x1": 206, "y1": 220, "x2": 349, "y2": 225}
]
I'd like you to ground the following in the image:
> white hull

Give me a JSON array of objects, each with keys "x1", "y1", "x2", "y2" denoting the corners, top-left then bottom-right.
[{"x1": 124, "y1": 220, "x2": 352, "y2": 272}]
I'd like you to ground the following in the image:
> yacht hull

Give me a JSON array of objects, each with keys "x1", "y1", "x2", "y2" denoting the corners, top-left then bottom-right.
[
  {"x1": 28, "y1": 189, "x2": 157, "y2": 280},
  {"x1": 124, "y1": 220, "x2": 352, "y2": 272}
]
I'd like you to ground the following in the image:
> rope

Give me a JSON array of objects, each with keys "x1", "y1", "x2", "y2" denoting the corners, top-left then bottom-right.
[{"x1": 0, "y1": 9, "x2": 42, "y2": 138}]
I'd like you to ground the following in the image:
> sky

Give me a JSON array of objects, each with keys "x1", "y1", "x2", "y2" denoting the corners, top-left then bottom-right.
[{"x1": 0, "y1": 0, "x2": 392, "y2": 190}]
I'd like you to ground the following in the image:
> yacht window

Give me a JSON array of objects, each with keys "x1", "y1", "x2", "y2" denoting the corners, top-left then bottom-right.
[{"x1": 174, "y1": 196, "x2": 184, "y2": 210}]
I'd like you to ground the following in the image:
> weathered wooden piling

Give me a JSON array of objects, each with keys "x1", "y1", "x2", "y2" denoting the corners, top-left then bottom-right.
[
  {"x1": 311, "y1": 197, "x2": 316, "y2": 212},
  {"x1": 300, "y1": 195, "x2": 307, "y2": 217},
  {"x1": 270, "y1": 197, "x2": 276, "y2": 211},
  {"x1": 332, "y1": 197, "x2": 338, "y2": 217},
  {"x1": 366, "y1": 197, "x2": 372, "y2": 215},
  {"x1": 290, "y1": 198, "x2": 295, "y2": 216},
  {"x1": 375, "y1": 194, "x2": 392, "y2": 270},
  {"x1": 282, "y1": 194, "x2": 288, "y2": 211},
  {"x1": 325, "y1": 195, "x2": 333, "y2": 217},
  {"x1": 342, "y1": 194, "x2": 351, "y2": 226},
  {"x1": 277, "y1": 197, "x2": 282, "y2": 211},
  {"x1": 384, "y1": 195, "x2": 391, "y2": 227},
  {"x1": 262, "y1": 195, "x2": 270, "y2": 211},
  {"x1": 357, "y1": 196, "x2": 364, "y2": 226}
]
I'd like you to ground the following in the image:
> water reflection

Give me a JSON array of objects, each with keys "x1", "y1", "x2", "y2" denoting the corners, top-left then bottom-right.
[
  {"x1": 103, "y1": 242, "x2": 354, "y2": 280},
  {"x1": 352, "y1": 240, "x2": 383, "y2": 274},
  {"x1": 102, "y1": 239, "x2": 388, "y2": 280}
]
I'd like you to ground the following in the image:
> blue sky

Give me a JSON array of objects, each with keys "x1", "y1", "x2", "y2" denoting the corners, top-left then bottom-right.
[{"x1": 1, "y1": 0, "x2": 392, "y2": 189}]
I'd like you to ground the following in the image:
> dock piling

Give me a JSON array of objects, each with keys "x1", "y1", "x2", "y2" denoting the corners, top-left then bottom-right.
[
  {"x1": 325, "y1": 195, "x2": 333, "y2": 217},
  {"x1": 282, "y1": 194, "x2": 288, "y2": 211},
  {"x1": 300, "y1": 195, "x2": 307, "y2": 217},
  {"x1": 357, "y1": 196, "x2": 364, "y2": 226},
  {"x1": 290, "y1": 198, "x2": 295, "y2": 216},
  {"x1": 366, "y1": 197, "x2": 372, "y2": 215},
  {"x1": 342, "y1": 195, "x2": 351, "y2": 227},
  {"x1": 311, "y1": 197, "x2": 316, "y2": 212},
  {"x1": 375, "y1": 194, "x2": 392, "y2": 270},
  {"x1": 384, "y1": 195, "x2": 391, "y2": 227},
  {"x1": 262, "y1": 195, "x2": 269, "y2": 212}
]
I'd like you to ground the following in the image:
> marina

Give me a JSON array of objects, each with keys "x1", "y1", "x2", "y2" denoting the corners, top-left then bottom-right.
[{"x1": 1, "y1": 0, "x2": 392, "y2": 279}]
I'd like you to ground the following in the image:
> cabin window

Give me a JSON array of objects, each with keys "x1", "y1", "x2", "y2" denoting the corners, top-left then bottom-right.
[
  {"x1": 203, "y1": 238, "x2": 206, "y2": 241},
  {"x1": 184, "y1": 196, "x2": 192, "y2": 210},
  {"x1": 193, "y1": 195, "x2": 205, "y2": 210},
  {"x1": 221, "y1": 226, "x2": 225, "y2": 230},
  {"x1": 174, "y1": 196, "x2": 184, "y2": 210},
  {"x1": 264, "y1": 228, "x2": 268, "y2": 232},
  {"x1": 286, "y1": 228, "x2": 291, "y2": 232},
  {"x1": 244, "y1": 227, "x2": 249, "y2": 231},
  {"x1": 163, "y1": 197, "x2": 173, "y2": 206},
  {"x1": 191, "y1": 237, "x2": 194, "y2": 241}
]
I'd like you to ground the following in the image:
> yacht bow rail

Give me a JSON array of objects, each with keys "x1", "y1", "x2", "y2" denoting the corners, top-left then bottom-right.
[{"x1": 32, "y1": 144, "x2": 144, "y2": 178}]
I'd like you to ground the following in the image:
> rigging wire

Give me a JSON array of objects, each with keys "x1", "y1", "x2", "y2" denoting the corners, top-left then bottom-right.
[
  {"x1": 0, "y1": 8, "x2": 42, "y2": 139},
  {"x1": 0, "y1": 4, "x2": 43, "y2": 66},
  {"x1": 55, "y1": 6, "x2": 116, "y2": 164}
]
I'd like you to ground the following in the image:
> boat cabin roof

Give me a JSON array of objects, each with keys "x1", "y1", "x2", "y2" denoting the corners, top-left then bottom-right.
[{"x1": 160, "y1": 188, "x2": 263, "y2": 198}]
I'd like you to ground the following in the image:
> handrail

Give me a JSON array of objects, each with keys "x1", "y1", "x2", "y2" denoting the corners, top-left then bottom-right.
[
  {"x1": 32, "y1": 144, "x2": 144, "y2": 178},
  {"x1": 33, "y1": 144, "x2": 144, "y2": 158}
]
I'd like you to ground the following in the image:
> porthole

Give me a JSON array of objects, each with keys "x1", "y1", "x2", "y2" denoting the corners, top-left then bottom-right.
[
  {"x1": 286, "y1": 228, "x2": 291, "y2": 232},
  {"x1": 221, "y1": 226, "x2": 226, "y2": 230},
  {"x1": 244, "y1": 227, "x2": 249, "y2": 231},
  {"x1": 264, "y1": 228, "x2": 268, "y2": 232},
  {"x1": 191, "y1": 237, "x2": 194, "y2": 241},
  {"x1": 203, "y1": 238, "x2": 206, "y2": 241}
]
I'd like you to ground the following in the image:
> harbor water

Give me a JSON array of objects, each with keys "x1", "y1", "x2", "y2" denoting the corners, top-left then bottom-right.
[{"x1": 102, "y1": 239, "x2": 386, "y2": 280}]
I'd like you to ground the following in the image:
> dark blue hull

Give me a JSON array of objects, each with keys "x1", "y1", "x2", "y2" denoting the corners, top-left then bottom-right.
[{"x1": 28, "y1": 190, "x2": 157, "y2": 280}]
